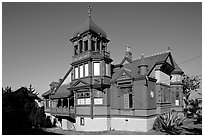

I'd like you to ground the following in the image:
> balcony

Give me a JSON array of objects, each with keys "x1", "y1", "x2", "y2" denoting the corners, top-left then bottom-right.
[
  {"x1": 50, "y1": 107, "x2": 75, "y2": 117},
  {"x1": 72, "y1": 50, "x2": 110, "y2": 62}
]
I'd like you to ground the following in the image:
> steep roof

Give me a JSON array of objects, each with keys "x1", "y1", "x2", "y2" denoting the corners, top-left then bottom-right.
[
  {"x1": 171, "y1": 59, "x2": 184, "y2": 75},
  {"x1": 112, "y1": 52, "x2": 171, "y2": 81},
  {"x1": 50, "y1": 84, "x2": 72, "y2": 99},
  {"x1": 72, "y1": 16, "x2": 107, "y2": 38}
]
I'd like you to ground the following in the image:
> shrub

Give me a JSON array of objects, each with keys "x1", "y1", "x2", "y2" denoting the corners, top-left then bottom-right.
[{"x1": 153, "y1": 110, "x2": 186, "y2": 133}]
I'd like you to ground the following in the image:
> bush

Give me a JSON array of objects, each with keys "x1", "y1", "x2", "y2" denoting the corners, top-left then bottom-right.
[{"x1": 153, "y1": 110, "x2": 186, "y2": 133}]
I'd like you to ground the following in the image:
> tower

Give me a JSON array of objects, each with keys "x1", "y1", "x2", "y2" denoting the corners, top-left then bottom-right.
[{"x1": 68, "y1": 6, "x2": 113, "y2": 131}]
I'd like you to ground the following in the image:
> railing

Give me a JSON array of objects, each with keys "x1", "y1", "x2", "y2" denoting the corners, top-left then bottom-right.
[
  {"x1": 72, "y1": 50, "x2": 110, "y2": 62},
  {"x1": 50, "y1": 107, "x2": 75, "y2": 116}
]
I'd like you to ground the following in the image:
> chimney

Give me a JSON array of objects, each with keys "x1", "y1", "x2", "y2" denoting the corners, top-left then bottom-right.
[{"x1": 138, "y1": 52, "x2": 148, "y2": 75}]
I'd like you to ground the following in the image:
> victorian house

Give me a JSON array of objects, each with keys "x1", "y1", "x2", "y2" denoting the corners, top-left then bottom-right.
[{"x1": 42, "y1": 7, "x2": 184, "y2": 132}]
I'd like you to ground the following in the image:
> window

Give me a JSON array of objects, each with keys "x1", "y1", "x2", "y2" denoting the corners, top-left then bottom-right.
[
  {"x1": 79, "y1": 65, "x2": 84, "y2": 78},
  {"x1": 106, "y1": 63, "x2": 109, "y2": 76},
  {"x1": 94, "y1": 98, "x2": 103, "y2": 104},
  {"x1": 84, "y1": 40, "x2": 88, "y2": 51},
  {"x1": 57, "y1": 99, "x2": 61, "y2": 107},
  {"x1": 176, "y1": 92, "x2": 180, "y2": 100},
  {"x1": 102, "y1": 44, "x2": 106, "y2": 51},
  {"x1": 74, "y1": 45, "x2": 78, "y2": 55},
  {"x1": 84, "y1": 63, "x2": 89, "y2": 77},
  {"x1": 93, "y1": 62, "x2": 100, "y2": 76},
  {"x1": 96, "y1": 40, "x2": 100, "y2": 51},
  {"x1": 77, "y1": 92, "x2": 91, "y2": 105},
  {"x1": 45, "y1": 99, "x2": 50, "y2": 108},
  {"x1": 75, "y1": 67, "x2": 79, "y2": 79},
  {"x1": 63, "y1": 98, "x2": 68, "y2": 107},
  {"x1": 91, "y1": 40, "x2": 95, "y2": 51},
  {"x1": 175, "y1": 91, "x2": 180, "y2": 106},
  {"x1": 80, "y1": 117, "x2": 84, "y2": 126},
  {"x1": 124, "y1": 93, "x2": 133, "y2": 109},
  {"x1": 79, "y1": 40, "x2": 83, "y2": 53}
]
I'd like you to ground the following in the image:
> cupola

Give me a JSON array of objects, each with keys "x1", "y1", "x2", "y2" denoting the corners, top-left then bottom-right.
[{"x1": 71, "y1": 6, "x2": 107, "y2": 39}]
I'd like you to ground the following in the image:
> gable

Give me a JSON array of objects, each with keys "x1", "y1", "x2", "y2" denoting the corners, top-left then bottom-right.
[
  {"x1": 115, "y1": 69, "x2": 132, "y2": 81},
  {"x1": 72, "y1": 79, "x2": 89, "y2": 88},
  {"x1": 120, "y1": 57, "x2": 132, "y2": 65},
  {"x1": 165, "y1": 54, "x2": 174, "y2": 67}
]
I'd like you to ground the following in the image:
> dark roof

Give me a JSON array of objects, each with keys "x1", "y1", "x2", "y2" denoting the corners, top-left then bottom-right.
[
  {"x1": 72, "y1": 16, "x2": 107, "y2": 38},
  {"x1": 50, "y1": 84, "x2": 72, "y2": 99},
  {"x1": 112, "y1": 52, "x2": 171, "y2": 81},
  {"x1": 42, "y1": 90, "x2": 52, "y2": 97},
  {"x1": 49, "y1": 81, "x2": 59, "y2": 86}
]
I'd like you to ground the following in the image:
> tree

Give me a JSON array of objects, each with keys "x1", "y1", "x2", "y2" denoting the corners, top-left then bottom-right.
[
  {"x1": 182, "y1": 74, "x2": 201, "y2": 116},
  {"x1": 2, "y1": 86, "x2": 46, "y2": 134}
]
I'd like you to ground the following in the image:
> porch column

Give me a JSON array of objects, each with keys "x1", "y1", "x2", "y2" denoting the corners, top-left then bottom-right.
[
  {"x1": 90, "y1": 87, "x2": 94, "y2": 119},
  {"x1": 88, "y1": 35, "x2": 91, "y2": 50},
  {"x1": 67, "y1": 98, "x2": 70, "y2": 109},
  {"x1": 74, "y1": 90, "x2": 77, "y2": 114}
]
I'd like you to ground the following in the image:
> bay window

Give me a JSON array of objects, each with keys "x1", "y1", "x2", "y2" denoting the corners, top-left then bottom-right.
[
  {"x1": 93, "y1": 62, "x2": 100, "y2": 76},
  {"x1": 106, "y1": 63, "x2": 110, "y2": 76},
  {"x1": 84, "y1": 63, "x2": 89, "y2": 77},
  {"x1": 75, "y1": 67, "x2": 78, "y2": 79},
  {"x1": 79, "y1": 65, "x2": 84, "y2": 78}
]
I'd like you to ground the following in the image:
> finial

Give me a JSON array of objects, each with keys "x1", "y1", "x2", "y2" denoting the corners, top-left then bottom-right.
[
  {"x1": 167, "y1": 46, "x2": 171, "y2": 52},
  {"x1": 141, "y1": 49, "x2": 144, "y2": 56},
  {"x1": 126, "y1": 45, "x2": 130, "y2": 52},
  {"x1": 88, "y1": 6, "x2": 92, "y2": 17}
]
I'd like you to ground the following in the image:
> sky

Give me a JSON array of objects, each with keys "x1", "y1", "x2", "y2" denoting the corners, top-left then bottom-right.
[{"x1": 2, "y1": 2, "x2": 202, "y2": 97}]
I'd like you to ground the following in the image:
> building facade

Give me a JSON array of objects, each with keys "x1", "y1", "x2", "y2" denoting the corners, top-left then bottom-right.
[{"x1": 42, "y1": 8, "x2": 184, "y2": 132}]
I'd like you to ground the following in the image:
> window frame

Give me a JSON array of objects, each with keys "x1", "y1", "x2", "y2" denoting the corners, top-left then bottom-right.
[
  {"x1": 74, "y1": 66, "x2": 79, "y2": 79},
  {"x1": 84, "y1": 63, "x2": 89, "y2": 77},
  {"x1": 93, "y1": 62, "x2": 100, "y2": 76},
  {"x1": 80, "y1": 117, "x2": 85, "y2": 126},
  {"x1": 79, "y1": 64, "x2": 84, "y2": 78}
]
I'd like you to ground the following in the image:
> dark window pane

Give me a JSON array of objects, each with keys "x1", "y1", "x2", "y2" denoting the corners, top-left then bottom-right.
[
  {"x1": 91, "y1": 40, "x2": 95, "y2": 51},
  {"x1": 84, "y1": 40, "x2": 88, "y2": 51}
]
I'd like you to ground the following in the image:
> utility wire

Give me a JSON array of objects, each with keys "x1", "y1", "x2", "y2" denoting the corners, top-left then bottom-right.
[{"x1": 178, "y1": 55, "x2": 202, "y2": 65}]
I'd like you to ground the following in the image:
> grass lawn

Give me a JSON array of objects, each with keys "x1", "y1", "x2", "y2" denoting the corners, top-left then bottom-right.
[{"x1": 42, "y1": 118, "x2": 202, "y2": 135}]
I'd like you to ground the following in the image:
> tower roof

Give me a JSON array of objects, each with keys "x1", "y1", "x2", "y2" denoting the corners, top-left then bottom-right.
[{"x1": 72, "y1": 16, "x2": 107, "y2": 38}]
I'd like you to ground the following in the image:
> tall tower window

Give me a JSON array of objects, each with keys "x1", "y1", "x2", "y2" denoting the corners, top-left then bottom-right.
[
  {"x1": 74, "y1": 45, "x2": 78, "y2": 55},
  {"x1": 75, "y1": 67, "x2": 79, "y2": 79},
  {"x1": 84, "y1": 63, "x2": 89, "y2": 77},
  {"x1": 84, "y1": 40, "x2": 88, "y2": 51},
  {"x1": 106, "y1": 63, "x2": 110, "y2": 76},
  {"x1": 102, "y1": 44, "x2": 106, "y2": 51},
  {"x1": 93, "y1": 62, "x2": 100, "y2": 76},
  {"x1": 79, "y1": 40, "x2": 83, "y2": 53},
  {"x1": 96, "y1": 40, "x2": 100, "y2": 51},
  {"x1": 91, "y1": 40, "x2": 95, "y2": 51},
  {"x1": 124, "y1": 93, "x2": 133, "y2": 109},
  {"x1": 79, "y1": 65, "x2": 84, "y2": 78}
]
